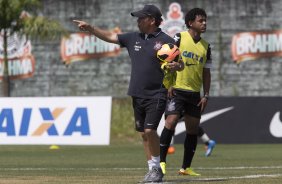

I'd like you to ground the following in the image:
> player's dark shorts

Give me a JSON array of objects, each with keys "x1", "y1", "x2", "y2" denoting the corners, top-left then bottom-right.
[
  {"x1": 165, "y1": 89, "x2": 201, "y2": 118},
  {"x1": 132, "y1": 97, "x2": 166, "y2": 132}
]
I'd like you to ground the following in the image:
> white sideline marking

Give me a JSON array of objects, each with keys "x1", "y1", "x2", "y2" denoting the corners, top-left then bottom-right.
[
  {"x1": 0, "y1": 166, "x2": 282, "y2": 171},
  {"x1": 1, "y1": 167, "x2": 281, "y2": 182},
  {"x1": 228, "y1": 174, "x2": 282, "y2": 179},
  {"x1": 174, "y1": 174, "x2": 282, "y2": 182},
  {"x1": 160, "y1": 174, "x2": 282, "y2": 183},
  {"x1": 197, "y1": 166, "x2": 282, "y2": 170}
]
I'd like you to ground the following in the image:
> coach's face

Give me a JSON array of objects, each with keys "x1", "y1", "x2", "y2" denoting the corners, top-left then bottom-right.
[{"x1": 137, "y1": 16, "x2": 154, "y2": 34}]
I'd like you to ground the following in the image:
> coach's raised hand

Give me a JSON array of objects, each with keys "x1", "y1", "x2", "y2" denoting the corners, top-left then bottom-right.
[
  {"x1": 72, "y1": 20, "x2": 118, "y2": 44},
  {"x1": 73, "y1": 20, "x2": 93, "y2": 32}
]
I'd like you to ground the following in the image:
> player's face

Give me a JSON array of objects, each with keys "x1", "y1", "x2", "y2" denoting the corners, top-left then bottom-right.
[
  {"x1": 137, "y1": 16, "x2": 154, "y2": 33},
  {"x1": 190, "y1": 15, "x2": 207, "y2": 33}
]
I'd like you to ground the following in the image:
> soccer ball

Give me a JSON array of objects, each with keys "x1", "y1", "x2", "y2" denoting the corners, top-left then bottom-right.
[{"x1": 157, "y1": 43, "x2": 180, "y2": 64}]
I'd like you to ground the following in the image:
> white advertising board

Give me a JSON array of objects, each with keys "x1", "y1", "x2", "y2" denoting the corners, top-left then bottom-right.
[{"x1": 0, "y1": 97, "x2": 112, "y2": 145}]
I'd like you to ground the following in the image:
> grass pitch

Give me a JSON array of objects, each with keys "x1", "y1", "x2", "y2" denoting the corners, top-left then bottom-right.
[{"x1": 0, "y1": 144, "x2": 281, "y2": 184}]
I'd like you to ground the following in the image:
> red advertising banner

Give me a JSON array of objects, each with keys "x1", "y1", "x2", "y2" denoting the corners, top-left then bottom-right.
[
  {"x1": 61, "y1": 28, "x2": 121, "y2": 65},
  {"x1": 0, "y1": 55, "x2": 35, "y2": 80},
  {"x1": 0, "y1": 33, "x2": 35, "y2": 80},
  {"x1": 231, "y1": 30, "x2": 282, "y2": 63}
]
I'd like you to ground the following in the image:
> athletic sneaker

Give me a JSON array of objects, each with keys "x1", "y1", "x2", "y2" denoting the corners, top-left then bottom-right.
[
  {"x1": 160, "y1": 162, "x2": 166, "y2": 175},
  {"x1": 143, "y1": 170, "x2": 152, "y2": 182},
  {"x1": 167, "y1": 146, "x2": 175, "y2": 154},
  {"x1": 205, "y1": 140, "x2": 216, "y2": 157},
  {"x1": 145, "y1": 166, "x2": 163, "y2": 182},
  {"x1": 178, "y1": 168, "x2": 201, "y2": 176}
]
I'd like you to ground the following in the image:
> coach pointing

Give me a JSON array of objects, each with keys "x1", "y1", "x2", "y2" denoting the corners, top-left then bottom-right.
[{"x1": 73, "y1": 4, "x2": 182, "y2": 183}]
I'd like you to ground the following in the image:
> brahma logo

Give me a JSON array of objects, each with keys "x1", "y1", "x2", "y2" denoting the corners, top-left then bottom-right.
[
  {"x1": 0, "y1": 33, "x2": 35, "y2": 80},
  {"x1": 231, "y1": 30, "x2": 282, "y2": 63},
  {"x1": 61, "y1": 28, "x2": 121, "y2": 65}
]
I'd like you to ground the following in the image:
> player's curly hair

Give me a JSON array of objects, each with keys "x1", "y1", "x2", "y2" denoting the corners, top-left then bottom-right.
[{"x1": 185, "y1": 8, "x2": 207, "y2": 28}]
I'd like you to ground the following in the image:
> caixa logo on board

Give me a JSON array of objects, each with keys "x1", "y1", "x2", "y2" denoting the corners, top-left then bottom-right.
[
  {"x1": 0, "y1": 97, "x2": 111, "y2": 145},
  {"x1": 0, "y1": 107, "x2": 90, "y2": 136}
]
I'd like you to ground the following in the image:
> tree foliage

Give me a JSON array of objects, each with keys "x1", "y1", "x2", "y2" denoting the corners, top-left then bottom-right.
[{"x1": 0, "y1": 0, "x2": 69, "y2": 96}]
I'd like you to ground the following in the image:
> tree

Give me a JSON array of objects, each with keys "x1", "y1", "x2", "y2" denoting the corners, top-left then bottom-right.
[{"x1": 0, "y1": 0, "x2": 68, "y2": 97}]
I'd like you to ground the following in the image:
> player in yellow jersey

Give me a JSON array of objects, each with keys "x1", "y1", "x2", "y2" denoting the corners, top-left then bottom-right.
[{"x1": 159, "y1": 8, "x2": 212, "y2": 176}]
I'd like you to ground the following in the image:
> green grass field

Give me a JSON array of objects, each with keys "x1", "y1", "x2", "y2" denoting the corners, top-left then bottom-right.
[{"x1": 0, "y1": 144, "x2": 281, "y2": 184}]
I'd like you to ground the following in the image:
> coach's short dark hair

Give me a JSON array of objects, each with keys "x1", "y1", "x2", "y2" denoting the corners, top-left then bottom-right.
[
  {"x1": 154, "y1": 17, "x2": 163, "y2": 27},
  {"x1": 185, "y1": 8, "x2": 207, "y2": 28}
]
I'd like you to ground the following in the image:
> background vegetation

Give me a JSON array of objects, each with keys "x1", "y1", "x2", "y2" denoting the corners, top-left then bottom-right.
[{"x1": 110, "y1": 97, "x2": 140, "y2": 144}]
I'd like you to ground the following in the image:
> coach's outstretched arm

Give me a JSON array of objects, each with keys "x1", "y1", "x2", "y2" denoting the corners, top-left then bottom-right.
[{"x1": 73, "y1": 20, "x2": 119, "y2": 44}]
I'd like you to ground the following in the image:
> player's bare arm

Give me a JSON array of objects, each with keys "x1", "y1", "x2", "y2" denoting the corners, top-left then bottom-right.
[
  {"x1": 73, "y1": 20, "x2": 119, "y2": 44},
  {"x1": 202, "y1": 68, "x2": 211, "y2": 97},
  {"x1": 198, "y1": 68, "x2": 210, "y2": 112}
]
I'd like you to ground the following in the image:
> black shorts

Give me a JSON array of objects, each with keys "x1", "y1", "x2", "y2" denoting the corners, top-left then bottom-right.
[
  {"x1": 165, "y1": 89, "x2": 201, "y2": 118},
  {"x1": 132, "y1": 97, "x2": 166, "y2": 132}
]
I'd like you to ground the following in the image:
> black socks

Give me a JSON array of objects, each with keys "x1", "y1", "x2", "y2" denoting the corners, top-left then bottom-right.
[
  {"x1": 160, "y1": 127, "x2": 174, "y2": 162},
  {"x1": 182, "y1": 133, "x2": 197, "y2": 169}
]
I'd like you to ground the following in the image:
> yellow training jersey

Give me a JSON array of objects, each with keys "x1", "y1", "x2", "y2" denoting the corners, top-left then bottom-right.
[{"x1": 173, "y1": 31, "x2": 211, "y2": 92}]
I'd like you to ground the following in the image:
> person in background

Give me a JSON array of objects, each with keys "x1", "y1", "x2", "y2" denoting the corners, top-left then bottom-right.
[
  {"x1": 73, "y1": 4, "x2": 182, "y2": 183},
  {"x1": 159, "y1": 8, "x2": 212, "y2": 176}
]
